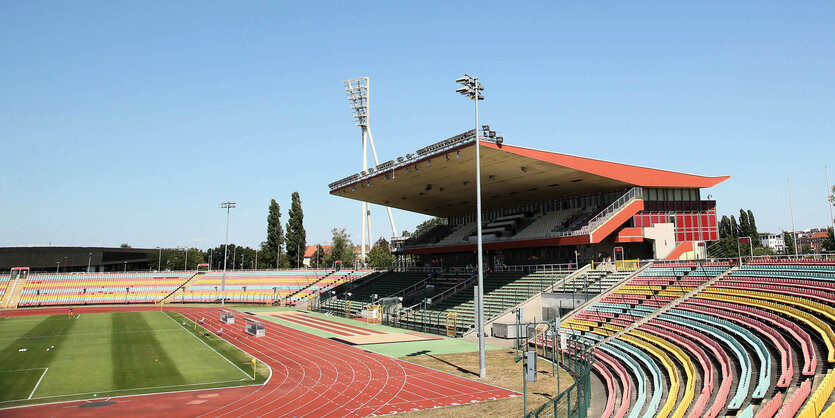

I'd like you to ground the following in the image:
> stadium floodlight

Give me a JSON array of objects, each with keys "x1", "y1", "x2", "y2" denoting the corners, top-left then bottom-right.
[
  {"x1": 219, "y1": 201, "x2": 236, "y2": 306},
  {"x1": 344, "y1": 77, "x2": 398, "y2": 265},
  {"x1": 456, "y1": 73, "x2": 487, "y2": 379}
]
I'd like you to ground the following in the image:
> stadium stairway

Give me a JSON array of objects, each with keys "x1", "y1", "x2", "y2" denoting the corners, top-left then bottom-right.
[
  {"x1": 597, "y1": 264, "x2": 737, "y2": 346},
  {"x1": 0, "y1": 276, "x2": 25, "y2": 309},
  {"x1": 319, "y1": 271, "x2": 428, "y2": 316},
  {"x1": 561, "y1": 263, "x2": 651, "y2": 324},
  {"x1": 158, "y1": 271, "x2": 204, "y2": 304},
  {"x1": 400, "y1": 269, "x2": 583, "y2": 336},
  {"x1": 284, "y1": 269, "x2": 337, "y2": 302},
  {"x1": 479, "y1": 264, "x2": 593, "y2": 336}
]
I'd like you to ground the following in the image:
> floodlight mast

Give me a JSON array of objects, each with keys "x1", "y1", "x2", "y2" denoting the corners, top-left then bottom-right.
[
  {"x1": 456, "y1": 73, "x2": 486, "y2": 379},
  {"x1": 219, "y1": 201, "x2": 236, "y2": 306},
  {"x1": 344, "y1": 77, "x2": 397, "y2": 265}
]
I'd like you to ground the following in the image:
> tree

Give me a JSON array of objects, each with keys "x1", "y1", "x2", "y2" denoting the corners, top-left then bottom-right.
[
  {"x1": 262, "y1": 199, "x2": 285, "y2": 269},
  {"x1": 149, "y1": 247, "x2": 205, "y2": 271},
  {"x1": 783, "y1": 231, "x2": 796, "y2": 255},
  {"x1": 738, "y1": 210, "x2": 751, "y2": 238},
  {"x1": 285, "y1": 192, "x2": 307, "y2": 268},
  {"x1": 367, "y1": 237, "x2": 395, "y2": 268},
  {"x1": 401, "y1": 230, "x2": 412, "y2": 238},
  {"x1": 753, "y1": 246, "x2": 775, "y2": 256},
  {"x1": 413, "y1": 217, "x2": 446, "y2": 238},
  {"x1": 120, "y1": 243, "x2": 131, "y2": 248},
  {"x1": 719, "y1": 216, "x2": 732, "y2": 238},
  {"x1": 823, "y1": 227, "x2": 835, "y2": 252},
  {"x1": 801, "y1": 244, "x2": 812, "y2": 254},
  {"x1": 324, "y1": 228, "x2": 356, "y2": 268},
  {"x1": 747, "y1": 209, "x2": 760, "y2": 246},
  {"x1": 729, "y1": 216, "x2": 739, "y2": 238},
  {"x1": 310, "y1": 245, "x2": 327, "y2": 268}
]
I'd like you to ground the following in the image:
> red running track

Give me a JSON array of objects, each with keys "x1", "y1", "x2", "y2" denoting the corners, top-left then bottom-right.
[{"x1": 1, "y1": 306, "x2": 518, "y2": 417}]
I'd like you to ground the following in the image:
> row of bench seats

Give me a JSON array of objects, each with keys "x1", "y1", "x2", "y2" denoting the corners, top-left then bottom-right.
[
  {"x1": 322, "y1": 272, "x2": 429, "y2": 315},
  {"x1": 400, "y1": 270, "x2": 575, "y2": 335},
  {"x1": 562, "y1": 260, "x2": 835, "y2": 418},
  {"x1": 17, "y1": 272, "x2": 193, "y2": 306},
  {"x1": 176, "y1": 269, "x2": 373, "y2": 305},
  {"x1": 10, "y1": 269, "x2": 368, "y2": 307},
  {"x1": 0, "y1": 275, "x2": 9, "y2": 299}
]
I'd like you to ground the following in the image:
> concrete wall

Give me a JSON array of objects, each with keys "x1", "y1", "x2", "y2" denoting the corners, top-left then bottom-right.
[{"x1": 642, "y1": 223, "x2": 676, "y2": 259}]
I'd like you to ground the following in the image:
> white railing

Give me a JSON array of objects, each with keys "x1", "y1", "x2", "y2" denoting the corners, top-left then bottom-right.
[
  {"x1": 499, "y1": 263, "x2": 577, "y2": 273},
  {"x1": 585, "y1": 187, "x2": 643, "y2": 235},
  {"x1": 329, "y1": 130, "x2": 503, "y2": 192}
]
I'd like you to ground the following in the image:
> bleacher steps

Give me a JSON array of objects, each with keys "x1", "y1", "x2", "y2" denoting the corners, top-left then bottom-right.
[
  {"x1": 596, "y1": 265, "x2": 737, "y2": 347},
  {"x1": 562, "y1": 263, "x2": 652, "y2": 324},
  {"x1": 285, "y1": 270, "x2": 336, "y2": 303},
  {"x1": 1, "y1": 277, "x2": 25, "y2": 309},
  {"x1": 159, "y1": 272, "x2": 203, "y2": 304},
  {"x1": 476, "y1": 264, "x2": 593, "y2": 337}
]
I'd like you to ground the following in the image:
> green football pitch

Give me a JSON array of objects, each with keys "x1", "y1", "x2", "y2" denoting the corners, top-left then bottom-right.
[{"x1": 0, "y1": 310, "x2": 269, "y2": 408}]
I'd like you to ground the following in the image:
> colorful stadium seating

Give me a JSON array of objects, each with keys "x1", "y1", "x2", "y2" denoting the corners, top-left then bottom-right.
[
  {"x1": 17, "y1": 272, "x2": 194, "y2": 306},
  {"x1": 174, "y1": 269, "x2": 373, "y2": 305},
  {"x1": 9, "y1": 269, "x2": 374, "y2": 307},
  {"x1": 562, "y1": 259, "x2": 835, "y2": 417}
]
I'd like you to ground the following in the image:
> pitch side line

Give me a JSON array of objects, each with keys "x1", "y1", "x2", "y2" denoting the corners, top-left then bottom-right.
[
  {"x1": 1, "y1": 379, "x2": 253, "y2": 406},
  {"x1": 28, "y1": 368, "x2": 48, "y2": 399},
  {"x1": 162, "y1": 311, "x2": 253, "y2": 380},
  {"x1": 0, "y1": 368, "x2": 49, "y2": 374},
  {"x1": 0, "y1": 328, "x2": 183, "y2": 341}
]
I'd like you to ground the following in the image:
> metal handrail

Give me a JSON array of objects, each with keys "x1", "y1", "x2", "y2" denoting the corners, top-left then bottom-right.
[{"x1": 584, "y1": 187, "x2": 643, "y2": 234}]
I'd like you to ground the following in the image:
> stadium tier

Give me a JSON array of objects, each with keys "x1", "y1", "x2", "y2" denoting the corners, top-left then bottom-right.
[
  {"x1": 2, "y1": 269, "x2": 375, "y2": 308},
  {"x1": 0, "y1": 275, "x2": 9, "y2": 299},
  {"x1": 560, "y1": 259, "x2": 835, "y2": 417},
  {"x1": 17, "y1": 272, "x2": 194, "y2": 306},
  {"x1": 321, "y1": 272, "x2": 430, "y2": 316},
  {"x1": 173, "y1": 269, "x2": 374, "y2": 305},
  {"x1": 396, "y1": 268, "x2": 583, "y2": 335}
]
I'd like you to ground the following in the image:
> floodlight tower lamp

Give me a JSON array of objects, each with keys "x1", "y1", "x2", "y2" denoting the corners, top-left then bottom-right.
[
  {"x1": 219, "y1": 201, "x2": 236, "y2": 306},
  {"x1": 343, "y1": 76, "x2": 398, "y2": 265}
]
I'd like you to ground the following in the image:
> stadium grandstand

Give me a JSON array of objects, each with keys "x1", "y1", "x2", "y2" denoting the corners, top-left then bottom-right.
[
  {"x1": 329, "y1": 127, "x2": 728, "y2": 268},
  {"x1": 316, "y1": 128, "x2": 835, "y2": 417},
  {"x1": 0, "y1": 267, "x2": 376, "y2": 309}
]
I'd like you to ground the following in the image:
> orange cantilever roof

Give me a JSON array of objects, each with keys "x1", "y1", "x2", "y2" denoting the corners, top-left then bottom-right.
[
  {"x1": 483, "y1": 142, "x2": 729, "y2": 188},
  {"x1": 330, "y1": 139, "x2": 730, "y2": 217}
]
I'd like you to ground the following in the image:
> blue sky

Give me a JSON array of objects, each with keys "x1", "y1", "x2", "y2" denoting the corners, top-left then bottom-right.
[{"x1": 1, "y1": 1, "x2": 833, "y2": 249}]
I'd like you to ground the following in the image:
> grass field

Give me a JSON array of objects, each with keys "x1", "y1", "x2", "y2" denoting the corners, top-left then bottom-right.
[{"x1": 0, "y1": 310, "x2": 269, "y2": 408}]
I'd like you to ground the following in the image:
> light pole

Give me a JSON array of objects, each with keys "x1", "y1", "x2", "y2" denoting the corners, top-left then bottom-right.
[
  {"x1": 87, "y1": 252, "x2": 92, "y2": 272},
  {"x1": 184, "y1": 248, "x2": 188, "y2": 271},
  {"x1": 124, "y1": 261, "x2": 127, "y2": 272},
  {"x1": 158, "y1": 247, "x2": 162, "y2": 271},
  {"x1": 255, "y1": 249, "x2": 258, "y2": 270},
  {"x1": 220, "y1": 201, "x2": 236, "y2": 306},
  {"x1": 456, "y1": 74, "x2": 487, "y2": 378},
  {"x1": 56, "y1": 261, "x2": 60, "y2": 273},
  {"x1": 788, "y1": 180, "x2": 799, "y2": 256}
]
